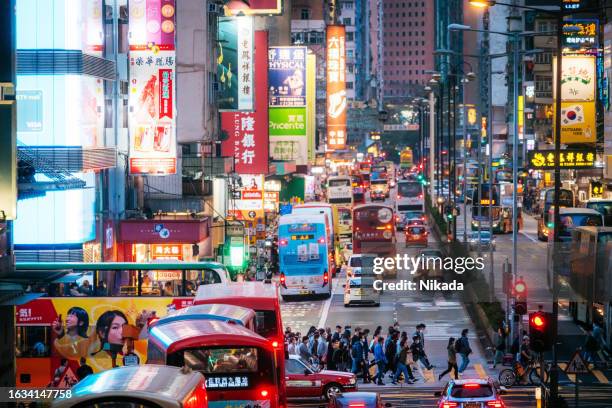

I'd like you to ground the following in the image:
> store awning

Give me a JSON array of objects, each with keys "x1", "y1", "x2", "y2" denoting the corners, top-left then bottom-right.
[{"x1": 119, "y1": 218, "x2": 211, "y2": 244}]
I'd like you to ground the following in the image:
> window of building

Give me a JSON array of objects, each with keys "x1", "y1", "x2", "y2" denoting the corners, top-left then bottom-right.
[
  {"x1": 347, "y1": 64, "x2": 354, "y2": 73},
  {"x1": 346, "y1": 32, "x2": 354, "y2": 41},
  {"x1": 300, "y1": 8, "x2": 310, "y2": 20},
  {"x1": 342, "y1": 1, "x2": 354, "y2": 9},
  {"x1": 347, "y1": 82, "x2": 354, "y2": 89},
  {"x1": 343, "y1": 18, "x2": 352, "y2": 26}
]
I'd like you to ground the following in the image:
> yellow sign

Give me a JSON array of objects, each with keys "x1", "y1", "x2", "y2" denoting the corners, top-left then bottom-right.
[
  {"x1": 590, "y1": 181, "x2": 603, "y2": 198},
  {"x1": 553, "y1": 101, "x2": 596, "y2": 144},
  {"x1": 467, "y1": 107, "x2": 477, "y2": 125},
  {"x1": 527, "y1": 149, "x2": 596, "y2": 169},
  {"x1": 518, "y1": 96, "x2": 524, "y2": 139}
]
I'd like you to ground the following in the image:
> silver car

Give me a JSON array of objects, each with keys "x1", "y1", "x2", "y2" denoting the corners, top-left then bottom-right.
[
  {"x1": 434, "y1": 378, "x2": 507, "y2": 408},
  {"x1": 468, "y1": 231, "x2": 496, "y2": 251}
]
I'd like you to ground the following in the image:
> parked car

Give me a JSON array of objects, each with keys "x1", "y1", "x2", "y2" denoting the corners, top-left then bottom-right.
[
  {"x1": 285, "y1": 355, "x2": 357, "y2": 401},
  {"x1": 434, "y1": 378, "x2": 507, "y2": 408}
]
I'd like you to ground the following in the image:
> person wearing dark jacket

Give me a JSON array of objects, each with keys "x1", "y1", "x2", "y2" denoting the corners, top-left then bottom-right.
[
  {"x1": 438, "y1": 337, "x2": 459, "y2": 380},
  {"x1": 392, "y1": 339, "x2": 416, "y2": 384},
  {"x1": 350, "y1": 335, "x2": 364, "y2": 374},
  {"x1": 327, "y1": 339, "x2": 339, "y2": 370},
  {"x1": 334, "y1": 342, "x2": 349, "y2": 371},
  {"x1": 456, "y1": 329, "x2": 472, "y2": 373},
  {"x1": 493, "y1": 327, "x2": 506, "y2": 368}
]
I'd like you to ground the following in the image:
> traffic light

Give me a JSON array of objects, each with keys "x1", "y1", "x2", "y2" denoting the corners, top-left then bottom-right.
[
  {"x1": 513, "y1": 277, "x2": 528, "y2": 315},
  {"x1": 529, "y1": 311, "x2": 553, "y2": 352}
]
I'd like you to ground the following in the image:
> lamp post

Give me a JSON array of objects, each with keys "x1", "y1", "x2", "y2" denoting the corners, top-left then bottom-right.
[{"x1": 424, "y1": 86, "x2": 436, "y2": 204}]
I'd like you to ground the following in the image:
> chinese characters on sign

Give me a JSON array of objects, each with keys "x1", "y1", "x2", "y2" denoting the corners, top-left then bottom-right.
[
  {"x1": 558, "y1": 56, "x2": 596, "y2": 101},
  {"x1": 150, "y1": 244, "x2": 183, "y2": 260},
  {"x1": 527, "y1": 149, "x2": 596, "y2": 169},
  {"x1": 128, "y1": 0, "x2": 177, "y2": 175},
  {"x1": 268, "y1": 47, "x2": 307, "y2": 107},
  {"x1": 563, "y1": 20, "x2": 598, "y2": 48},
  {"x1": 205, "y1": 376, "x2": 250, "y2": 389},
  {"x1": 326, "y1": 25, "x2": 347, "y2": 150},
  {"x1": 237, "y1": 18, "x2": 254, "y2": 111},
  {"x1": 590, "y1": 181, "x2": 603, "y2": 198}
]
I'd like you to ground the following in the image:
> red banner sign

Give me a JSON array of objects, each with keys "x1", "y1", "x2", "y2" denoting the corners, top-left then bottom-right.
[
  {"x1": 326, "y1": 25, "x2": 347, "y2": 150},
  {"x1": 159, "y1": 68, "x2": 173, "y2": 119},
  {"x1": 221, "y1": 31, "x2": 269, "y2": 174}
]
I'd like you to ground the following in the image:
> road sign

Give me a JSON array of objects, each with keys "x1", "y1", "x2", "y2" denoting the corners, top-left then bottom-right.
[{"x1": 565, "y1": 350, "x2": 590, "y2": 374}]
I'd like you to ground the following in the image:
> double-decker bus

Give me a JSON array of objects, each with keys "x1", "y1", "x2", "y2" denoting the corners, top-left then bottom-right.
[
  {"x1": 396, "y1": 180, "x2": 425, "y2": 214},
  {"x1": 13, "y1": 262, "x2": 229, "y2": 388},
  {"x1": 151, "y1": 304, "x2": 256, "y2": 331},
  {"x1": 351, "y1": 175, "x2": 366, "y2": 204},
  {"x1": 277, "y1": 214, "x2": 332, "y2": 298},
  {"x1": 335, "y1": 205, "x2": 353, "y2": 245},
  {"x1": 400, "y1": 147, "x2": 414, "y2": 170},
  {"x1": 326, "y1": 175, "x2": 353, "y2": 205},
  {"x1": 147, "y1": 319, "x2": 280, "y2": 408},
  {"x1": 193, "y1": 282, "x2": 286, "y2": 406},
  {"x1": 292, "y1": 203, "x2": 341, "y2": 274},
  {"x1": 536, "y1": 188, "x2": 574, "y2": 241},
  {"x1": 568, "y1": 227, "x2": 612, "y2": 344},
  {"x1": 352, "y1": 204, "x2": 397, "y2": 278},
  {"x1": 545, "y1": 208, "x2": 603, "y2": 292}
]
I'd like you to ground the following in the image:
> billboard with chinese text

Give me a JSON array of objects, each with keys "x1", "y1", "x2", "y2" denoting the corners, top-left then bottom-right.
[
  {"x1": 228, "y1": 174, "x2": 265, "y2": 221},
  {"x1": 326, "y1": 25, "x2": 347, "y2": 150},
  {"x1": 269, "y1": 107, "x2": 308, "y2": 165},
  {"x1": 221, "y1": 31, "x2": 268, "y2": 174},
  {"x1": 217, "y1": 17, "x2": 254, "y2": 111},
  {"x1": 128, "y1": 0, "x2": 176, "y2": 174},
  {"x1": 527, "y1": 148, "x2": 596, "y2": 169},
  {"x1": 268, "y1": 47, "x2": 307, "y2": 107}
]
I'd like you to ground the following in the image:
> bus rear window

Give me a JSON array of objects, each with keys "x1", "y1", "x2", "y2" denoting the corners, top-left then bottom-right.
[
  {"x1": 398, "y1": 183, "x2": 421, "y2": 196},
  {"x1": 184, "y1": 347, "x2": 258, "y2": 373},
  {"x1": 254, "y1": 310, "x2": 278, "y2": 338},
  {"x1": 329, "y1": 179, "x2": 350, "y2": 187}
]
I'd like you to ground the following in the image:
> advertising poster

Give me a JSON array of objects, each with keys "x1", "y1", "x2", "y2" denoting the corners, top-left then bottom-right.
[
  {"x1": 269, "y1": 108, "x2": 308, "y2": 165},
  {"x1": 217, "y1": 17, "x2": 254, "y2": 111},
  {"x1": 224, "y1": 0, "x2": 282, "y2": 15},
  {"x1": 15, "y1": 297, "x2": 192, "y2": 387},
  {"x1": 221, "y1": 31, "x2": 269, "y2": 174},
  {"x1": 553, "y1": 101, "x2": 596, "y2": 144},
  {"x1": 128, "y1": 0, "x2": 176, "y2": 174},
  {"x1": 128, "y1": 0, "x2": 176, "y2": 51},
  {"x1": 326, "y1": 25, "x2": 347, "y2": 150},
  {"x1": 268, "y1": 47, "x2": 307, "y2": 107},
  {"x1": 128, "y1": 50, "x2": 177, "y2": 174},
  {"x1": 228, "y1": 174, "x2": 265, "y2": 221},
  {"x1": 554, "y1": 55, "x2": 596, "y2": 101}
]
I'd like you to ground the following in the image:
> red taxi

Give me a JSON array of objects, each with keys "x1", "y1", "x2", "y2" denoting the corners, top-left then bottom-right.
[
  {"x1": 285, "y1": 355, "x2": 357, "y2": 401},
  {"x1": 405, "y1": 225, "x2": 428, "y2": 247}
]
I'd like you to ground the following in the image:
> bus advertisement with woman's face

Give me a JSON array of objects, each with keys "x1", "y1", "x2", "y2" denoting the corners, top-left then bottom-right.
[{"x1": 15, "y1": 297, "x2": 192, "y2": 388}]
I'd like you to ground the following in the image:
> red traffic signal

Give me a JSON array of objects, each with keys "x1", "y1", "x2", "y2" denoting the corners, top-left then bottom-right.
[
  {"x1": 531, "y1": 314, "x2": 545, "y2": 329},
  {"x1": 529, "y1": 311, "x2": 553, "y2": 352}
]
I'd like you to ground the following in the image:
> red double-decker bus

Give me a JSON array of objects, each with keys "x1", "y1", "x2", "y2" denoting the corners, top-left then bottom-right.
[
  {"x1": 352, "y1": 204, "x2": 397, "y2": 278},
  {"x1": 148, "y1": 319, "x2": 279, "y2": 408},
  {"x1": 194, "y1": 282, "x2": 287, "y2": 407}
]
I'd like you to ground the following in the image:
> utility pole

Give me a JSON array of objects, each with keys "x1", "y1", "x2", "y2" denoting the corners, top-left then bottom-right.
[{"x1": 429, "y1": 91, "x2": 436, "y2": 203}]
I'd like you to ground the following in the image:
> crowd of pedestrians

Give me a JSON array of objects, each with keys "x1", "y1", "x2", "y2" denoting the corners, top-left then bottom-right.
[{"x1": 284, "y1": 323, "x2": 474, "y2": 385}]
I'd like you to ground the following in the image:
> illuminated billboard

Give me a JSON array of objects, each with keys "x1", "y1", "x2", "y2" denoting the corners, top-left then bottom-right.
[
  {"x1": 221, "y1": 31, "x2": 269, "y2": 174},
  {"x1": 128, "y1": 0, "x2": 177, "y2": 174},
  {"x1": 217, "y1": 17, "x2": 254, "y2": 111},
  {"x1": 13, "y1": 174, "x2": 96, "y2": 244},
  {"x1": 326, "y1": 25, "x2": 347, "y2": 150},
  {"x1": 224, "y1": 0, "x2": 282, "y2": 15},
  {"x1": 268, "y1": 47, "x2": 307, "y2": 107},
  {"x1": 228, "y1": 175, "x2": 265, "y2": 221}
]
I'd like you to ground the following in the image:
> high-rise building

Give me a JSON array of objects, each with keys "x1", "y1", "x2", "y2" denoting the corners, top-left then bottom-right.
[{"x1": 380, "y1": 0, "x2": 435, "y2": 101}]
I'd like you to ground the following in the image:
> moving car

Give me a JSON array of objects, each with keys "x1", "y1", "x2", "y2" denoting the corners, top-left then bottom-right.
[
  {"x1": 343, "y1": 275, "x2": 380, "y2": 307},
  {"x1": 396, "y1": 211, "x2": 425, "y2": 231},
  {"x1": 434, "y1": 379, "x2": 506, "y2": 408},
  {"x1": 328, "y1": 392, "x2": 386, "y2": 408},
  {"x1": 405, "y1": 225, "x2": 428, "y2": 247},
  {"x1": 285, "y1": 355, "x2": 357, "y2": 401},
  {"x1": 416, "y1": 248, "x2": 444, "y2": 280},
  {"x1": 467, "y1": 231, "x2": 496, "y2": 251},
  {"x1": 52, "y1": 365, "x2": 207, "y2": 408},
  {"x1": 345, "y1": 253, "x2": 376, "y2": 277}
]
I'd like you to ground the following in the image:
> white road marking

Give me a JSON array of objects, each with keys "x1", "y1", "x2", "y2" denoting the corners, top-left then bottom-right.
[
  {"x1": 520, "y1": 230, "x2": 538, "y2": 243},
  {"x1": 317, "y1": 278, "x2": 341, "y2": 328}
]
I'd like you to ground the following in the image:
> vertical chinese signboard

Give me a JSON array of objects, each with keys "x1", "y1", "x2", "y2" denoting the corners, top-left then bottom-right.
[
  {"x1": 217, "y1": 16, "x2": 254, "y2": 111},
  {"x1": 326, "y1": 25, "x2": 347, "y2": 150},
  {"x1": 553, "y1": 54, "x2": 596, "y2": 144},
  {"x1": 307, "y1": 53, "x2": 316, "y2": 163},
  {"x1": 128, "y1": 0, "x2": 177, "y2": 175},
  {"x1": 221, "y1": 31, "x2": 269, "y2": 174}
]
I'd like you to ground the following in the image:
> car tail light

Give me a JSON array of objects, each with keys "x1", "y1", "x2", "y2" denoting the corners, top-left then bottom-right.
[
  {"x1": 323, "y1": 271, "x2": 329, "y2": 286},
  {"x1": 260, "y1": 389, "x2": 269, "y2": 398},
  {"x1": 183, "y1": 384, "x2": 207, "y2": 408},
  {"x1": 464, "y1": 383, "x2": 480, "y2": 388},
  {"x1": 439, "y1": 403, "x2": 457, "y2": 408},
  {"x1": 419, "y1": 194, "x2": 423, "y2": 199},
  {"x1": 279, "y1": 239, "x2": 288, "y2": 246},
  {"x1": 318, "y1": 237, "x2": 326, "y2": 244},
  {"x1": 272, "y1": 340, "x2": 279, "y2": 348},
  {"x1": 349, "y1": 404, "x2": 366, "y2": 408},
  {"x1": 280, "y1": 273, "x2": 287, "y2": 288},
  {"x1": 487, "y1": 401, "x2": 504, "y2": 408}
]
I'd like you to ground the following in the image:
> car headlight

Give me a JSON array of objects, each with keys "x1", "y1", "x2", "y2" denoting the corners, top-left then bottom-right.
[
  {"x1": 348, "y1": 378, "x2": 356, "y2": 385},
  {"x1": 468, "y1": 239, "x2": 476, "y2": 243},
  {"x1": 493, "y1": 223, "x2": 499, "y2": 227}
]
